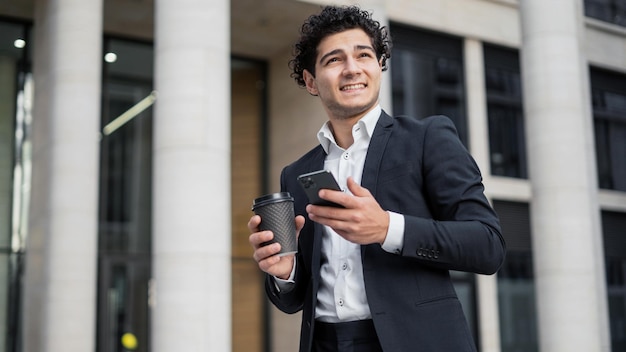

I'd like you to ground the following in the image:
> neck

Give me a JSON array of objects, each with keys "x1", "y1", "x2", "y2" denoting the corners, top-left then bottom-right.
[
  {"x1": 328, "y1": 118, "x2": 357, "y2": 149},
  {"x1": 326, "y1": 103, "x2": 379, "y2": 149}
]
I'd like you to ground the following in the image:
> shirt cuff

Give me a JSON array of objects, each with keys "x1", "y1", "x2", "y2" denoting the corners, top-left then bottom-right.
[
  {"x1": 381, "y1": 211, "x2": 405, "y2": 254},
  {"x1": 273, "y1": 261, "x2": 297, "y2": 293}
]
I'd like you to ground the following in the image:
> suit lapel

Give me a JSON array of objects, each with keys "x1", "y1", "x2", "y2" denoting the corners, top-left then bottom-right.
[
  {"x1": 304, "y1": 147, "x2": 326, "y2": 284},
  {"x1": 361, "y1": 112, "x2": 394, "y2": 199},
  {"x1": 307, "y1": 113, "x2": 395, "y2": 274},
  {"x1": 308, "y1": 147, "x2": 326, "y2": 172},
  {"x1": 360, "y1": 112, "x2": 394, "y2": 259}
]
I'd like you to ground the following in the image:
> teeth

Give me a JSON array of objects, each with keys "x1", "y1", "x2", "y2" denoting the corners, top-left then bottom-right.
[{"x1": 341, "y1": 84, "x2": 365, "y2": 90}]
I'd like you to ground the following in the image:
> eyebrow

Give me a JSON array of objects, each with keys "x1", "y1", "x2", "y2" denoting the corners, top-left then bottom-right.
[{"x1": 318, "y1": 44, "x2": 376, "y2": 65}]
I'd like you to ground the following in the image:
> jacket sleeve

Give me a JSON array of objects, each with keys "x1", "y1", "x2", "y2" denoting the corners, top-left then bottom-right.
[
  {"x1": 400, "y1": 116, "x2": 506, "y2": 274},
  {"x1": 264, "y1": 259, "x2": 309, "y2": 314}
]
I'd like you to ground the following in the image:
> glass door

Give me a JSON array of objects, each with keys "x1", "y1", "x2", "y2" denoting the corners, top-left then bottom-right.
[
  {"x1": 97, "y1": 37, "x2": 154, "y2": 352},
  {"x1": 97, "y1": 255, "x2": 151, "y2": 352}
]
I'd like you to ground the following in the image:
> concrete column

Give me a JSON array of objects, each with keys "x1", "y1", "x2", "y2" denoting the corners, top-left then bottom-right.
[
  {"x1": 23, "y1": 0, "x2": 102, "y2": 351},
  {"x1": 519, "y1": 1, "x2": 610, "y2": 351},
  {"x1": 464, "y1": 38, "x2": 491, "y2": 174},
  {"x1": 464, "y1": 38, "x2": 502, "y2": 352},
  {"x1": 152, "y1": 0, "x2": 231, "y2": 351}
]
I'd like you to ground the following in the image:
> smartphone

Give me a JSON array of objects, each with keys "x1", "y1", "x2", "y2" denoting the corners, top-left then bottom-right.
[{"x1": 297, "y1": 170, "x2": 343, "y2": 207}]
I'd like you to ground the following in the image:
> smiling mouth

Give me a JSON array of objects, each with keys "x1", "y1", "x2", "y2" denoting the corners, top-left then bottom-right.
[{"x1": 340, "y1": 83, "x2": 366, "y2": 91}]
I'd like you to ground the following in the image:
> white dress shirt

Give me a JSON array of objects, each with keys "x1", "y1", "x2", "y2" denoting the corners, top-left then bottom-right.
[{"x1": 275, "y1": 105, "x2": 405, "y2": 323}]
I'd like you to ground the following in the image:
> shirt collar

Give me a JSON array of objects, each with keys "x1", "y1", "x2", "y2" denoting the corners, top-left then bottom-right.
[{"x1": 317, "y1": 105, "x2": 382, "y2": 154}]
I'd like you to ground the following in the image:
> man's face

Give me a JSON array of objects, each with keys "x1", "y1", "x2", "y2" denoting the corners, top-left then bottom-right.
[{"x1": 303, "y1": 28, "x2": 382, "y2": 121}]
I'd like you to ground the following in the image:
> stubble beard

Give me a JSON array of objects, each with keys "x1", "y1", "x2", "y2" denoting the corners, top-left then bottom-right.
[{"x1": 326, "y1": 98, "x2": 377, "y2": 121}]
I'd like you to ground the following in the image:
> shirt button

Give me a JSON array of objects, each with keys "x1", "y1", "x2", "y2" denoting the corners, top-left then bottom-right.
[
  {"x1": 338, "y1": 299, "x2": 344, "y2": 306},
  {"x1": 342, "y1": 263, "x2": 348, "y2": 270},
  {"x1": 343, "y1": 153, "x2": 349, "y2": 160}
]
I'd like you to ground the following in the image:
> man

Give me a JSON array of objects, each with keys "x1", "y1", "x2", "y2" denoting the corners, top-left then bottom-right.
[{"x1": 248, "y1": 5, "x2": 506, "y2": 352}]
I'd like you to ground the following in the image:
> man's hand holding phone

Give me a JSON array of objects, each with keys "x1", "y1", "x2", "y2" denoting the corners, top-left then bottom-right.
[{"x1": 300, "y1": 173, "x2": 390, "y2": 246}]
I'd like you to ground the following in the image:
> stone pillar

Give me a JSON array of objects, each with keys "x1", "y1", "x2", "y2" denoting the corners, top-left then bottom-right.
[
  {"x1": 519, "y1": 1, "x2": 610, "y2": 351},
  {"x1": 464, "y1": 38, "x2": 490, "y2": 174},
  {"x1": 464, "y1": 38, "x2": 502, "y2": 352},
  {"x1": 152, "y1": 0, "x2": 231, "y2": 351},
  {"x1": 23, "y1": 0, "x2": 102, "y2": 351}
]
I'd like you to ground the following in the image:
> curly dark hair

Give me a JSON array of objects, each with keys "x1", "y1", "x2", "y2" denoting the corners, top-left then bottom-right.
[{"x1": 289, "y1": 5, "x2": 392, "y2": 88}]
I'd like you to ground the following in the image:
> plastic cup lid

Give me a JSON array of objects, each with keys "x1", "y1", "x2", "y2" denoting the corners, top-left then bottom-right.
[{"x1": 252, "y1": 192, "x2": 293, "y2": 210}]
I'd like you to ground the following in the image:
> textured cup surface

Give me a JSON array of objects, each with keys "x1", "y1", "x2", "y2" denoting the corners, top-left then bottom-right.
[{"x1": 252, "y1": 192, "x2": 297, "y2": 256}]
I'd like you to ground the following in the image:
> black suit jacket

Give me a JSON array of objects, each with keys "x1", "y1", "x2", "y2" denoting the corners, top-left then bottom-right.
[{"x1": 265, "y1": 112, "x2": 506, "y2": 352}]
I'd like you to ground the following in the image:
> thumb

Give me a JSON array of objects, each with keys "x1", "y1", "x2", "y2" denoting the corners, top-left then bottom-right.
[
  {"x1": 295, "y1": 215, "x2": 306, "y2": 239},
  {"x1": 346, "y1": 177, "x2": 371, "y2": 197}
]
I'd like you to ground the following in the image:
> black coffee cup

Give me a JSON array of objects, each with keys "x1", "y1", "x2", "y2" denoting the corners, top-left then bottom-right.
[{"x1": 252, "y1": 192, "x2": 297, "y2": 256}]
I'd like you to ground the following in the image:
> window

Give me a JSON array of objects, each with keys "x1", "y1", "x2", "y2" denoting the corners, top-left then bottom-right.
[
  {"x1": 494, "y1": 200, "x2": 538, "y2": 352},
  {"x1": 97, "y1": 37, "x2": 155, "y2": 352},
  {"x1": 602, "y1": 210, "x2": 626, "y2": 352},
  {"x1": 484, "y1": 44, "x2": 527, "y2": 179},
  {"x1": 390, "y1": 24, "x2": 468, "y2": 145},
  {"x1": 0, "y1": 19, "x2": 32, "y2": 352},
  {"x1": 390, "y1": 24, "x2": 477, "y2": 343},
  {"x1": 590, "y1": 67, "x2": 626, "y2": 192},
  {"x1": 585, "y1": 0, "x2": 626, "y2": 27}
]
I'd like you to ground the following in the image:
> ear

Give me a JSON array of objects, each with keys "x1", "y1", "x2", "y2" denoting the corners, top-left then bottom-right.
[{"x1": 303, "y1": 69, "x2": 318, "y2": 96}]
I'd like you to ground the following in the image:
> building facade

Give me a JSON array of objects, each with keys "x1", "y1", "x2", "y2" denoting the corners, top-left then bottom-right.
[{"x1": 0, "y1": 0, "x2": 624, "y2": 351}]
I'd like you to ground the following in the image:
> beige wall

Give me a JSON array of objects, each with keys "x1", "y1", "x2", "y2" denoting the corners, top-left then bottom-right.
[
  {"x1": 267, "y1": 46, "x2": 328, "y2": 192},
  {"x1": 586, "y1": 19, "x2": 626, "y2": 74}
]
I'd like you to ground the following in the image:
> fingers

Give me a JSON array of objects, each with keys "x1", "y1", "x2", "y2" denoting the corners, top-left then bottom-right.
[
  {"x1": 295, "y1": 215, "x2": 306, "y2": 235},
  {"x1": 249, "y1": 229, "x2": 275, "y2": 250},
  {"x1": 253, "y1": 241, "x2": 281, "y2": 268},
  {"x1": 317, "y1": 177, "x2": 373, "y2": 208},
  {"x1": 249, "y1": 229, "x2": 287, "y2": 274},
  {"x1": 250, "y1": 215, "x2": 304, "y2": 250},
  {"x1": 306, "y1": 179, "x2": 389, "y2": 245},
  {"x1": 305, "y1": 203, "x2": 345, "y2": 221},
  {"x1": 248, "y1": 214, "x2": 301, "y2": 279},
  {"x1": 247, "y1": 214, "x2": 262, "y2": 233},
  {"x1": 251, "y1": 236, "x2": 295, "y2": 279},
  {"x1": 317, "y1": 188, "x2": 349, "y2": 208},
  {"x1": 346, "y1": 176, "x2": 371, "y2": 197}
]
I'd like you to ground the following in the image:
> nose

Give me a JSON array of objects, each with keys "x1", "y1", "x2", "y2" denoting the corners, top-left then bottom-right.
[{"x1": 343, "y1": 56, "x2": 362, "y2": 76}]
